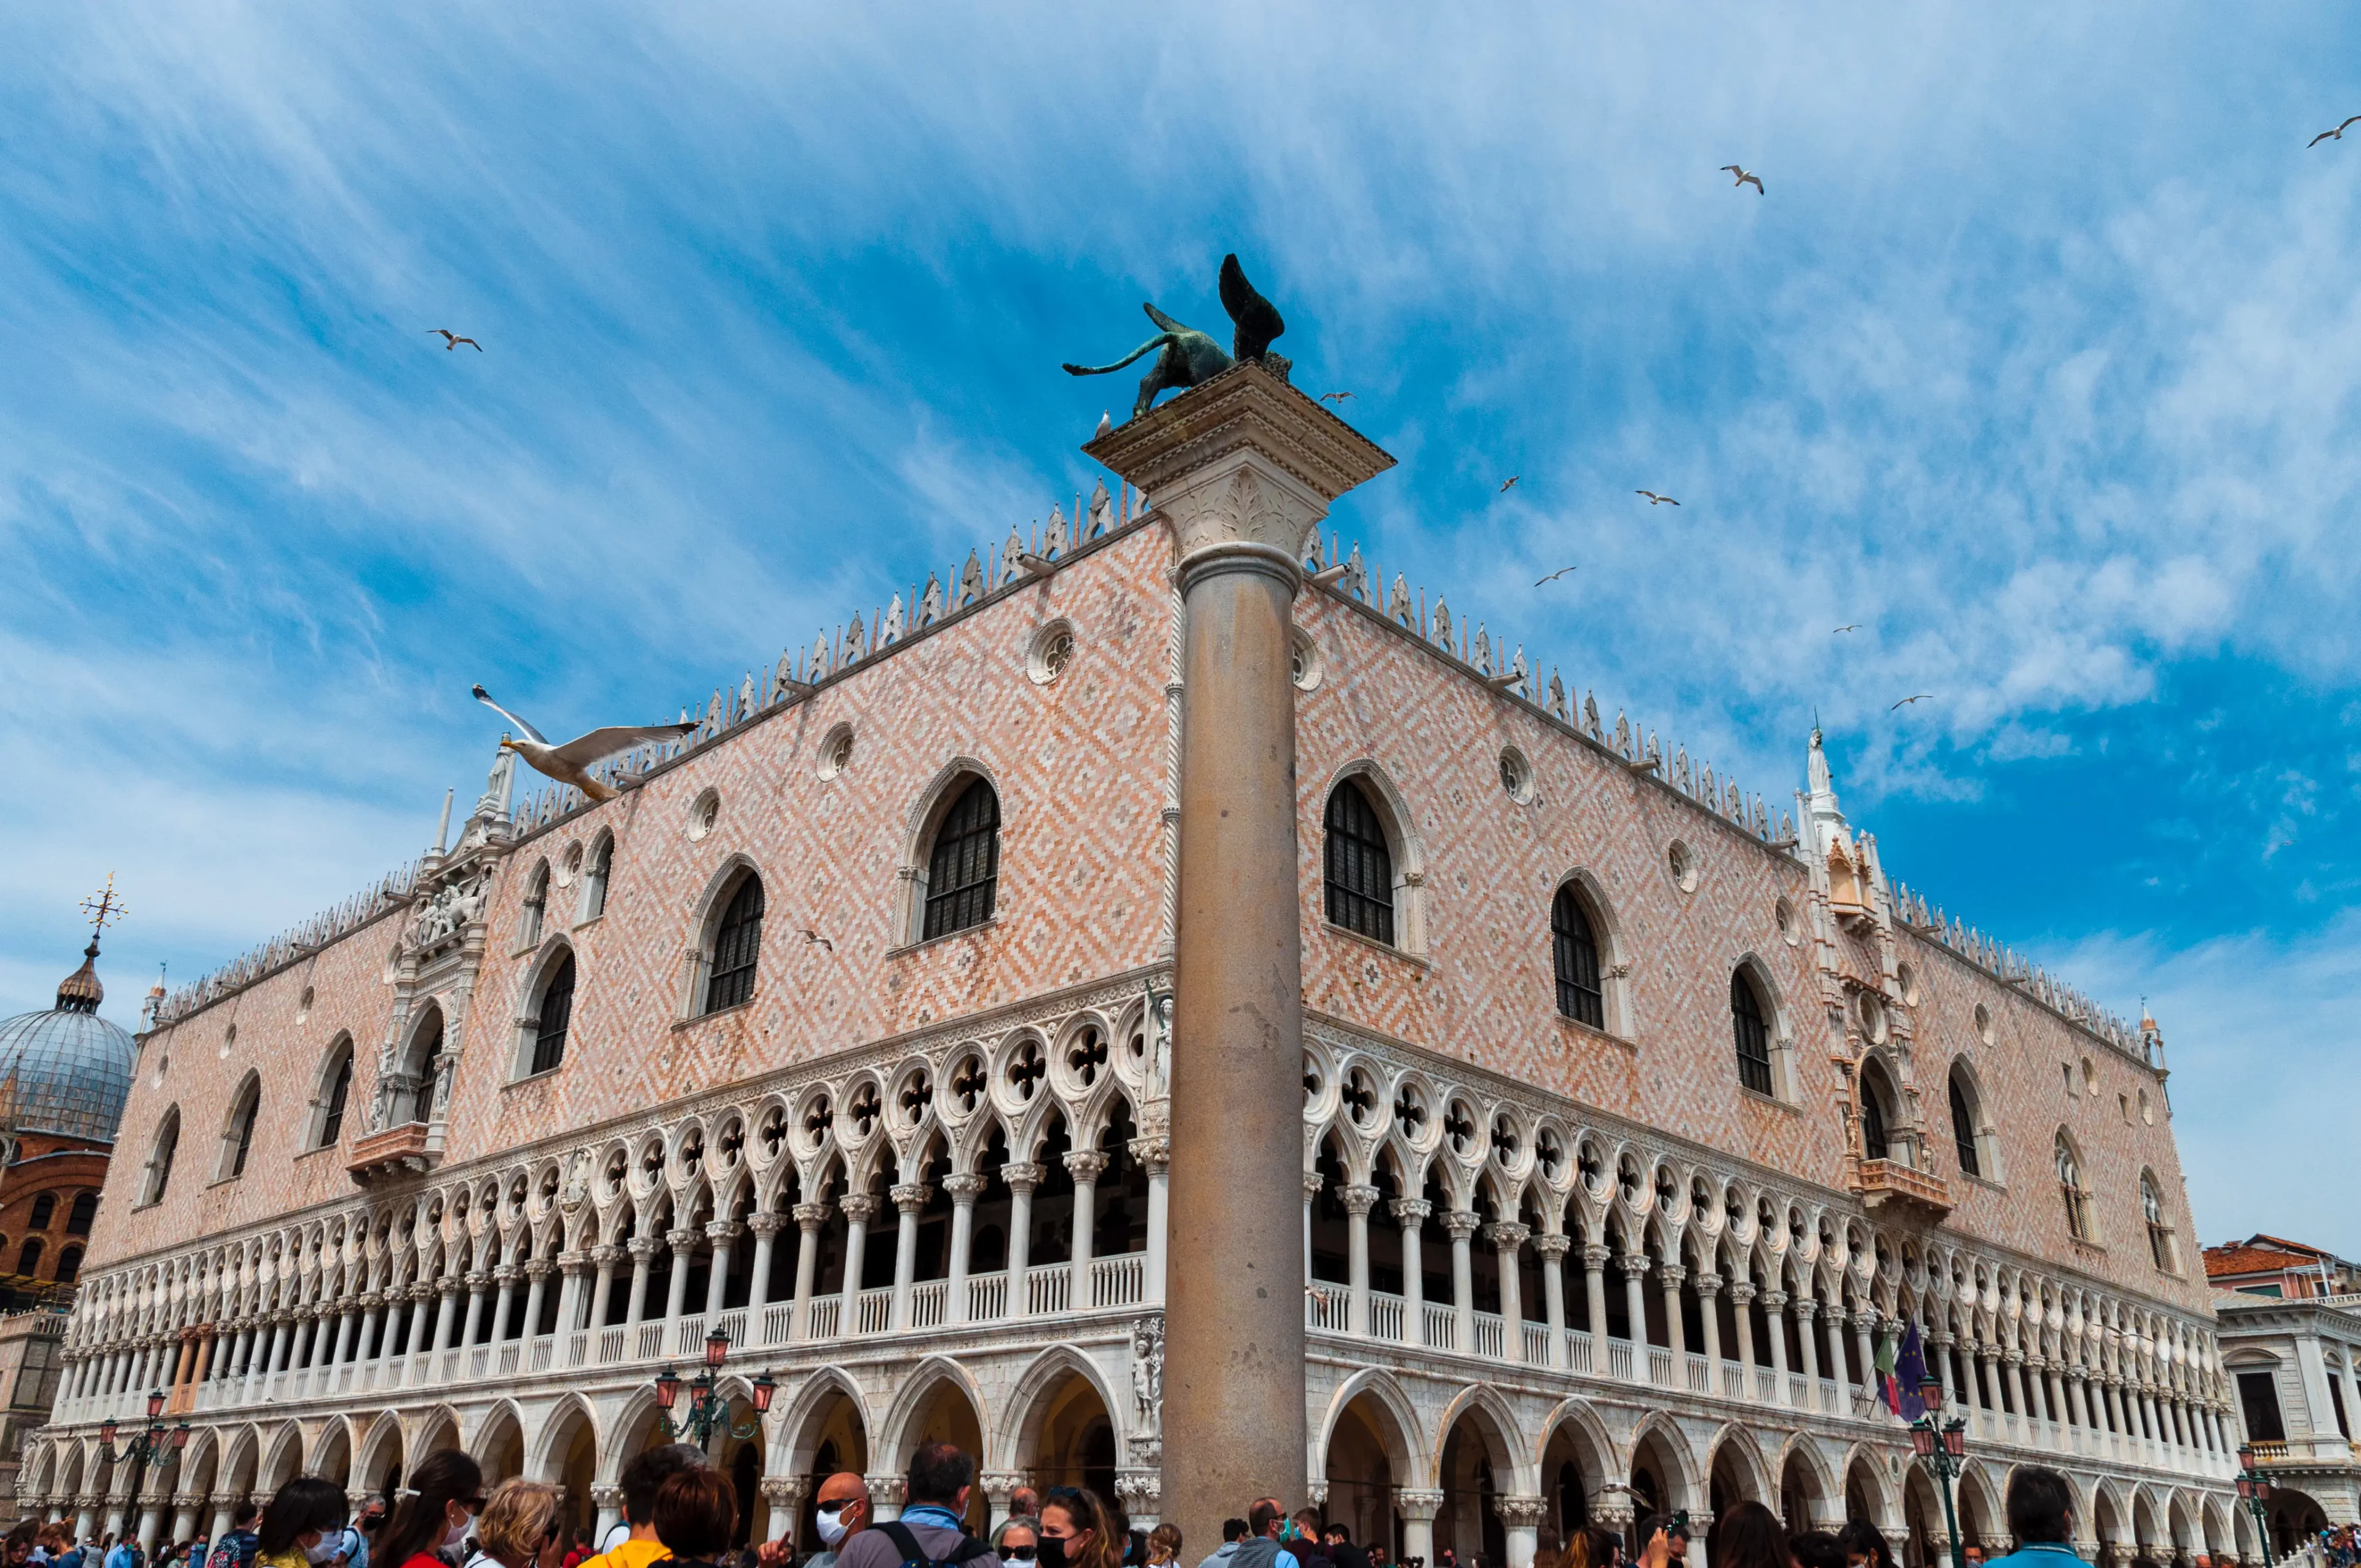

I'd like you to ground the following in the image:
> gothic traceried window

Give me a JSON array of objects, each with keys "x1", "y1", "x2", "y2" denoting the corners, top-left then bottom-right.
[
  {"x1": 410, "y1": 1009, "x2": 446, "y2": 1123},
  {"x1": 1950, "y1": 1072, "x2": 1982, "y2": 1178},
  {"x1": 1550, "y1": 886, "x2": 1604, "y2": 1028},
  {"x1": 2056, "y1": 1133, "x2": 2092, "y2": 1240},
  {"x1": 532, "y1": 954, "x2": 576, "y2": 1075},
  {"x1": 521, "y1": 860, "x2": 549, "y2": 950},
  {"x1": 1731, "y1": 972, "x2": 1773, "y2": 1095},
  {"x1": 705, "y1": 876, "x2": 766, "y2": 1013},
  {"x1": 221, "y1": 1077, "x2": 260, "y2": 1180},
  {"x1": 2142, "y1": 1171, "x2": 2178, "y2": 1273},
  {"x1": 1859, "y1": 1064, "x2": 1892, "y2": 1160},
  {"x1": 580, "y1": 835, "x2": 611, "y2": 923},
  {"x1": 141, "y1": 1110, "x2": 178, "y2": 1206},
  {"x1": 318, "y1": 1047, "x2": 353, "y2": 1148},
  {"x1": 1323, "y1": 781, "x2": 1395, "y2": 945},
  {"x1": 923, "y1": 781, "x2": 1001, "y2": 940}
]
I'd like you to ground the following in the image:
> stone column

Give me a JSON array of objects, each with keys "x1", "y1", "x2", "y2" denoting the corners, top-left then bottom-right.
[
  {"x1": 489, "y1": 1267, "x2": 519, "y2": 1344},
  {"x1": 430, "y1": 1278, "x2": 460, "y2": 1353},
  {"x1": 662, "y1": 1229, "x2": 698, "y2": 1323},
  {"x1": 705, "y1": 1220, "x2": 744, "y2": 1320},
  {"x1": 2105, "y1": 1377, "x2": 2128, "y2": 1438},
  {"x1": 2047, "y1": 1364, "x2": 2071, "y2": 1443},
  {"x1": 170, "y1": 1493, "x2": 200, "y2": 1543},
  {"x1": 1852, "y1": 1309, "x2": 1877, "y2": 1395},
  {"x1": 1658, "y1": 1263, "x2": 1688, "y2": 1358},
  {"x1": 1795, "y1": 1296, "x2": 1822, "y2": 1389},
  {"x1": 1397, "y1": 1489, "x2": 1444, "y2": 1568},
  {"x1": 1003, "y1": 1164, "x2": 1042, "y2": 1314},
  {"x1": 1824, "y1": 1305, "x2": 1851, "y2": 1391},
  {"x1": 207, "y1": 1494, "x2": 235, "y2": 1545},
  {"x1": 1490, "y1": 1223, "x2": 1529, "y2": 1363},
  {"x1": 1538, "y1": 1235, "x2": 1573, "y2": 1369},
  {"x1": 2004, "y1": 1349, "x2": 2031, "y2": 1426},
  {"x1": 330, "y1": 1302, "x2": 358, "y2": 1366},
  {"x1": 521, "y1": 1261, "x2": 552, "y2": 1340},
  {"x1": 941, "y1": 1178, "x2": 982, "y2": 1326},
  {"x1": 837, "y1": 1199, "x2": 876, "y2": 1328},
  {"x1": 1393, "y1": 1199, "x2": 1430, "y2": 1343},
  {"x1": 867, "y1": 1476, "x2": 907, "y2": 1524},
  {"x1": 1498, "y1": 1496, "x2": 1548, "y2": 1568},
  {"x1": 759, "y1": 1477, "x2": 807, "y2": 1547},
  {"x1": 1341, "y1": 1184, "x2": 1378, "y2": 1336},
  {"x1": 1090, "y1": 364, "x2": 1393, "y2": 1554},
  {"x1": 1978, "y1": 1347, "x2": 2003, "y2": 1419},
  {"x1": 889, "y1": 1187, "x2": 928, "y2": 1329},
  {"x1": 625, "y1": 1238, "x2": 657, "y2": 1325},
  {"x1": 457, "y1": 1270, "x2": 488, "y2": 1349},
  {"x1": 1136, "y1": 1135, "x2": 1171, "y2": 1304},
  {"x1": 789, "y1": 1204, "x2": 829, "y2": 1338},
  {"x1": 587, "y1": 1247, "x2": 620, "y2": 1336},
  {"x1": 1445, "y1": 1211, "x2": 1481, "y2": 1353},
  {"x1": 1619, "y1": 1253, "x2": 1653, "y2": 1372},
  {"x1": 1067, "y1": 1152, "x2": 1107, "y2": 1305},
  {"x1": 559, "y1": 1252, "x2": 593, "y2": 1357},
  {"x1": 1302, "y1": 1173, "x2": 1323, "y2": 1278},
  {"x1": 1583, "y1": 1245, "x2": 1612, "y2": 1350},
  {"x1": 1730, "y1": 1282, "x2": 1759, "y2": 1389},
  {"x1": 1692, "y1": 1272, "x2": 1724, "y2": 1374},
  {"x1": 1930, "y1": 1330, "x2": 1956, "y2": 1406},
  {"x1": 746, "y1": 1215, "x2": 786, "y2": 1326},
  {"x1": 590, "y1": 1483, "x2": 625, "y2": 1543}
]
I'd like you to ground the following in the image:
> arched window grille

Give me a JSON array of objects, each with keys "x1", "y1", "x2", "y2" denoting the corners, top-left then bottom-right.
[
  {"x1": 923, "y1": 781, "x2": 1002, "y2": 940},
  {"x1": 1859, "y1": 1066, "x2": 1891, "y2": 1160},
  {"x1": 64, "y1": 1193, "x2": 95, "y2": 1237},
  {"x1": 532, "y1": 955, "x2": 577, "y2": 1075},
  {"x1": 1730, "y1": 973, "x2": 1773, "y2": 1095},
  {"x1": 141, "y1": 1112, "x2": 178, "y2": 1206},
  {"x1": 2142, "y1": 1173, "x2": 2177, "y2": 1273},
  {"x1": 26, "y1": 1194, "x2": 53, "y2": 1232},
  {"x1": 1950, "y1": 1073, "x2": 1981, "y2": 1178},
  {"x1": 2055, "y1": 1134, "x2": 2090, "y2": 1240},
  {"x1": 1550, "y1": 888, "x2": 1604, "y2": 1028},
  {"x1": 1323, "y1": 781, "x2": 1395, "y2": 944},
  {"x1": 318, "y1": 1049, "x2": 353, "y2": 1148},
  {"x1": 705, "y1": 876, "x2": 766, "y2": 1013}
]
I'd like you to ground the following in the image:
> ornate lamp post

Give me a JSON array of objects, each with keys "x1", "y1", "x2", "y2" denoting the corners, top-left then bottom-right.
[
  {"x1": 2236, "y1": 1444, "x2": 2276, "y2": 1567},
  {"x1": 98, "y1": 1392, "x2": 191, "y2": 1542},
  {"x1": 652, "y1": 1330, "x2": 775, "y2": 1449},
  {"x1": 1908, "y1": 1372, "x2": 1969, "y2": 1568}
]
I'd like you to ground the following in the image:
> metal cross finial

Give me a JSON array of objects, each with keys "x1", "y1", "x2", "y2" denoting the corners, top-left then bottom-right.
[{"x1": 80, "y1": 873, "x2": 127, "y2": 939}]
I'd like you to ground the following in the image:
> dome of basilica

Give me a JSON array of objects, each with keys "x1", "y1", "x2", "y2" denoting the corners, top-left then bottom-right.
[{"x1": 0, "y1": 941, "x2": 138, "y2": 1146}]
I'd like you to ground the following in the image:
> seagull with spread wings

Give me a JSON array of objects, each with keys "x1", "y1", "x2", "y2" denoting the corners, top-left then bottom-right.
[
  {"x1": 2312, "y1": 116, "x2": 2361, "y2": 147},
  {"x1": 1536, "y1": 566, "x2": 1578, "y2": 585},
  {"x1": 473, "y1": 685, "x2": 697, "y2": 802},
  {"x1": 1320, "y1": 391, "x2": 1356, "y2": 404},
  {"x1": 1721, "y1": 165, "x2": 1764, "y2": 193},
  {"x1": 429, "y1": 329, "x2": 483, "y2": 352},
  {"x1": 1499, "y1": 475, "x2": 1521, "y2": 493},
  {"x1": 799, "y1": 928, "x2": 835, "y2": 953},
  {"x1": 1833, "y1": 624, "x2": 1862, "y2": 634},
  {"x1": 1891, "y1": 693, "x2": 1933, "y2": 711},
  {"x1": 1636, "y1": 490, "x2": 1679, "y2": 506}
]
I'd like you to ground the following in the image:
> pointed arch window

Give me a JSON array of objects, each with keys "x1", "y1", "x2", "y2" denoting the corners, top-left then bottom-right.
[
  {"x1": 1730, "y1": 972, "x2": 1773, "y2": 1095},
  {"x1": 1551, "y1": 887, "x2": 1604, "y2": 1028},
  {"x1": 1950, "y1": 1073, "x2": 1981, "y2": 1178},
  {"x1": 923, "y1": 780, "x2": 1001, "y2": 940},
  {"x1": 705, "y1": 876, "x2": 765, "y2": 1013},
  {"x1": 1858, "y1": 1064, "x2": 1892, "y2": 1160},
  {"x1": 403, "y1": 1006, "x2": 447, "y2": 1124},
  {"x1": 2055, "y1": 1133, "x2": 2092, "y2": 1240},
  {"x1": 318, "y1": 1046, "x2": 354, "y2": 1148},
  {"x1": 521, "y1": 860, "x2": 550, "y2": 950},
  {"x1": 579, "y1": 834, "x2": 612, "y2": 923},
  {"x1": 532, "y1": 954, "x2": 576, "y2": 1075},
  {"x1": 139, "y1": 1110, "x2": 178, "y2": 1207},
  {"x1": 1324, "y1": 781, "x2": 1395, "y2": 944},
  {"x1": 2142, "y1": 1172, "x2": 2178, "y2": 1274},
  {"x1": 219, "y1": 1078, "x2": 261, "y2": 1180}
]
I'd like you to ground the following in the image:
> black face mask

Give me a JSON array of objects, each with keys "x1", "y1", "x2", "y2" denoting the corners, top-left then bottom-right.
[{"x1": 1038, "y1": 1540, "x2": 1071, "y2": 1568}]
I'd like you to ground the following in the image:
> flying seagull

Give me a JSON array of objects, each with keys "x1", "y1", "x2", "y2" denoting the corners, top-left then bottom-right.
[
  {"x1": 1094, "y1": 411, "x2": 1112, "y2": 438},
  {"x1": 798, "y1": 928, "x2": 835, "y2": 953},
  {"x1": 1535, "y1": 566, "x2": 1579, "y2": 585},
  {"x1": 1890, "y1": 693, "x2": 1933, "y2": 711},
  {"x1": 1833, "y1": 623, "x2": 1862, "y2": 634},
  {"x1": 1319, "y1": 391, "x2": 1356, "y2": 404},
  {"x1": 1500, "y1": 475, "x2": 1521, "y2": 493},
  {"x1": 1720, "y1": 165, "x2": 1764, "y2": 193},
  {"x1": 1636, "y1": 490, "x2": 1680, "y2": 506},
  {"x1": 429, "y1": 329, "x2": 483, "y2": 352},
  {"x1": 472, "y1": 685, "x2": 696, "y2": 802},
  {"x1": 2311, "y1": 116, "x2": 2361, "y2": 147}
]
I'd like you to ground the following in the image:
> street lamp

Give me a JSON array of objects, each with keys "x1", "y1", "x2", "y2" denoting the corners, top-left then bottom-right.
[
  {"x1": 1908, "y1": 1373, "x2": 1971, "y2": 1568},
  {"x1": 2236, "y1": 1444, "x2": 2276, "y2": 1567},
  {"x1": 650, "y1": 1331, "x2": 778, "y2": 1448},
  {"x1": 98, "y1": 1393, "x2": 191, "y2": 1545}
]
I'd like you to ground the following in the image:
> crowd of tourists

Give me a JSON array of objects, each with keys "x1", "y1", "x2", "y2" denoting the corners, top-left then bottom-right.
[{"x1": 0, "y1": 1451, "x2": 2152, "y2": 1568}]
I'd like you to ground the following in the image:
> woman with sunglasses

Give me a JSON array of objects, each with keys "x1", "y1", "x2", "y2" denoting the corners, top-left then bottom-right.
[
  {"x1": 1037, "y1": 1491, "x2": 1121, "y2": 1568},
  {"x1": 376, "y1": 1451, "x2": 488, "y2": 1568}
]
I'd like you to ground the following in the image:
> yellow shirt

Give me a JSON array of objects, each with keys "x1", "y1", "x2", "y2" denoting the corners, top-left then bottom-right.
[{"x1": 582, "y1": 1540, "x2": 671, "y2": 1568}]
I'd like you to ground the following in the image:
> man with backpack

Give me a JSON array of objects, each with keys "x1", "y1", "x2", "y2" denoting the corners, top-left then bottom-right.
[
  {"x1": 203, "y1": 1506, "x2": 260, "y2": 1568},
  {"x1": 832, "y1": 1444, "x2": 998, "y2": 1568}
]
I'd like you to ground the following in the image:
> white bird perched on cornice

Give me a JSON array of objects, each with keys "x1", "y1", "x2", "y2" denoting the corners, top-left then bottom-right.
[{"x1": 472, "y1": 685, "x2": 697, "y2": 802}]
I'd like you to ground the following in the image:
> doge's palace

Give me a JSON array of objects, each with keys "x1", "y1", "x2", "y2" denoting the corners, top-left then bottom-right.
[{"x1": 27, "y1": 368, "x2": 2247, "y2": 1568}]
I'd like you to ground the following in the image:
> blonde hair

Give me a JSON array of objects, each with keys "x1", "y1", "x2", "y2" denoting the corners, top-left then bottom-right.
[{"x1": 478, "y1": 1478, "x2": 561, "y2": 1567}]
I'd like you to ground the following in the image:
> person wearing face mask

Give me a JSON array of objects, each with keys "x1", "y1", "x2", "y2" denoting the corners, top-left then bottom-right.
[
  {"x1": 832, "y1": 1445, "x2": 995, "y2": 1568},
  {"x1": 253, "y1": 1478, "x2": 352, "y2": 1568},
  {"x1": 992, "y1": 1523, "x2": 1039, "y2": 1568},
  {"x1": 756, "y1": 1473, "x2": 868, "y2": 1568},
  {"x1": 375, "y1": 1451, "x2": 487, "y2": 1568},
  {"x1": 1035, "y1": 1489, "x2": 1118, "y2": 1568}
]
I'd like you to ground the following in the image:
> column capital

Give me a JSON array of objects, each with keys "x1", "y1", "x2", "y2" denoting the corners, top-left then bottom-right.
[
  {"x1": 1303, "y1": 1171, "x2": 1326, "y2": 1200},
  {"x1": 1616, "y1": 1251, "x2": 1653, "y2": 1278},
  {"x1": 705, "y1": 1220, "x2": 746, "y2": 1245},
  {"x1": 746, "y1": 1212, "x2": 790, "y2": 1238},
  {"x1": 838, "y1": 1194, "x2": 880, "y2": 1224},
  {"x1": 865, "y1": 1475, "x2": 907, "y2": 1510},
  {"x1": 1388, "y1": 1197, "x2": 1431, "y2": 1225},
  {"x1": 980, "y1": 1473, "x2": 1024, "y2": 1504},
  {"x1": 1656, "y1": 1263, "x2": 1687, "y2": 1288},
  {"x1": 558, "y1": 1250, "x2": 592, "y2": 1277},
  {"x1": 1128, "y1": 1135, "x2": 1171, "y2": 1173},
  {"x1": 1728, "y1": 1282, "x2": 1757, "y2": 1305},
  {"x1": 590, "y1": 1484, "x2": 625, "y2": 1511},
  {"x1": 1000, "y1": 1162, "x2": 1046, "y2": 1194},
  {"x1": 664, "y1": 1228, "x2": 699, "y2": 1255},
  {"x1": 889, "y1": 1183, "x2": 933, "y2": 1214},
  {"x1": 492, "y1": 1264, "x2": 522, "y2": 1285},
  {"x1": 1581, "y1": 1243, "x2": 1613, "y2": 1269},
  {"x1": 524, "y1": 1259, "x2": 556, "y2": 1282},
  {"x1": 1391, "y1": 1488, "x2": 1444, "y2": 1523},
  {"x1": 1339, "y1": 1183, "x2": 1381, "y2": 1218},
  {"x1": 1690, "y1": 1271, "x2": 1723, "y2": 1296},
  {"x1": 626, "y1": 1237, "x2": 660, "y2": 1261},
  {"x1": 1533, "y1": 1233, "x2": 1574, "y2": 1263},
  {"x1": 792, "y1": 1202, "x2": 834, "y2": 1229},
  {"x1": 1064, "y1": 1151, "x2": 1109, "y2": 1182},
  {"x1": 588, "y1": 1245, "x2": 623, "y2": 1268},
  {"x1": 759, "y1": 1476, "x2": 806, "y2": 1509},
  {"x1": 1494, "y1": 1496, "x2": 1549, "y2": 1529},
  {"x1": 1442, "y1": 1210, "x2": 1483, "y2": 1241},
  {"x1": 1485, "y1": 1221, "x2": 1530, "y2": 1251},
  {"x1": 462, "y1": 1270, "x2": 491, "y2": 1291},
  {"x1": 1793, "y1": 1296, "x2": 1820, "y2": 1322},
  {"x1": 941, "y1": 1175, "x2": 987, "y2": 1202},
  {"x1": 1762, "y1": 1289, "x2": 1790, "y2": 1312}
]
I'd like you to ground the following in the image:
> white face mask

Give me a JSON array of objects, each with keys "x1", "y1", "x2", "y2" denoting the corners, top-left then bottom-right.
[
  {"x1": 815, "y1": 1508, "x2": 849, "y2": 1548},
  {"x1": 304, "y1": 1542, "x2": 338, "y2": 1565},
  {"x1": 443, "y1": 1517, "x2": 473, "y2": 1551}
]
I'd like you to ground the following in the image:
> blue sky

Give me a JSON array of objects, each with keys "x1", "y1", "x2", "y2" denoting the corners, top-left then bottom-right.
[{"x1": 4, "y1": 5, "x2": 2356, "y2": 1251}]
